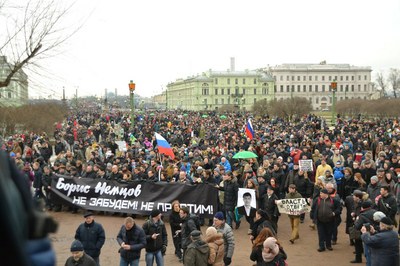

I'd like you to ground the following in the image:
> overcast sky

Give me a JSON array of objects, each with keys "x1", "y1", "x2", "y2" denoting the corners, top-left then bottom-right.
[{"x1": 25, "y1": 0, "x2": 400, "y2": 99}]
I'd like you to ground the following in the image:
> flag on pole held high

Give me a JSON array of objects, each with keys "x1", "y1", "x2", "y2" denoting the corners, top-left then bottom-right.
[
  {"x1": 154, "y1": 132, "x2": 175, "y2": 159},
  {"x1": 245, "y1": 119, "x2": 254, "y2": 140}
]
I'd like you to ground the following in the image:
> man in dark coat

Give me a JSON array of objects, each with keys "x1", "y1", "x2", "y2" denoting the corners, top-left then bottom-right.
[
  {"x1": 310, "y1": 188, "x2": 341, "y2": 252},
  {"x1": 218, "y1": 171, "x2": 239, "y2": 229},
  {"x1": 361, "y1": 217, "x2": 399, "y2": 266},
  {"x1": 179, "y1": 206, "x2": 198, "y2": 257},
  {"x1": 75, "y1": 212, "x2": 106, "y2": 266},
  {"x1": 374, "y1": 186, "x2": 397, "y2": 226},
  {"x1": 116, "y1": 217, "x2": 146, "y2": 266},
  {"x1": 183, "y1": 230, "x2": 210, "y2": 266},
  {"x1": 142, "y1": 209, "x2": 168, "y2": 266},
  {"x1": 65, "y1": 240, "x2": 96, "y2": 266},
  {"x1": 353, "y1": 201, "x2": 376, "y2": 263}
]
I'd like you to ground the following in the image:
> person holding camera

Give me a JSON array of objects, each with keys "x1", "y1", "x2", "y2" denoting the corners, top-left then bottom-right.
[
  {"x1": 361, "y1": 217, "x2": 399, "y2": 266},
  {"x1": 353, "y1": 200, "x2": 376, "y2": 264}
]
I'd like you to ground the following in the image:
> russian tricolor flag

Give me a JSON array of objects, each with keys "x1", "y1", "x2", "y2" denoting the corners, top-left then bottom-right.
[
  {"x1": 245, "y1": 119, "x2": 254, "y2": 140},
  {"x1": 155, "y1": 132, "x2": 175, "y2": 159}
]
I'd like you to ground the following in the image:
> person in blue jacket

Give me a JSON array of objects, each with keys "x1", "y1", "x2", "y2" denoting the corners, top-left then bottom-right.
[{"x1": 75, "y1": 212, "x2": 106, "y2": 266}]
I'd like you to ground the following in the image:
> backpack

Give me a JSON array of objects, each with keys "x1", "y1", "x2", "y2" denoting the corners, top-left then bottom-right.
[{"x1": 188, "y1": 214, "x2": 201, "y2": 230}]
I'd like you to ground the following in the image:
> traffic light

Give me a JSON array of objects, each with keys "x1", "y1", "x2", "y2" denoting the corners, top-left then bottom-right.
[{"x1": 129, "y1": 80, "x2": 135, "y2": 92}]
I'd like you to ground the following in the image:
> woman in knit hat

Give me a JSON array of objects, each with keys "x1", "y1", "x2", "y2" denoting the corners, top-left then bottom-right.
[
  {"x1": 205, "y1": 226, "x2": 224, "y2": 266},
  {"x1": 261, "y1": 237, "x2": 287, "y2": 266}
]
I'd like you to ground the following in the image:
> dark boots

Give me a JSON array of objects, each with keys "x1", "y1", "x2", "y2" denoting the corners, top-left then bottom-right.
[{"x1": 350, "y1": 254, "x2": 362, "y2": 263}]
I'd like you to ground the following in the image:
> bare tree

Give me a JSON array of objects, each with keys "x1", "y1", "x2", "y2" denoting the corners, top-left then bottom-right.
[
  {"x1": 375, "y1": 71, "x2": 387, "y2": 98},
  {"x1": 0, "y1": 0, "x2": 81, "y2": 88},
  {"x1": 388, "y1": 68, "x2": 400, "y2": 98}
]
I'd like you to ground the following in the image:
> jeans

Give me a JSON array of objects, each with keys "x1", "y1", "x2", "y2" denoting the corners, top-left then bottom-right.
[
  {"x1": 225, "y1": 210, "x2": 235, "y2": 227},
  {"x1": 363, "y1": 242, "x2": 371, "y2": 266},
  {"x1": 145, "y1": 250, "x2": 163, "y2": 266},
  {"x1": 289, "y1": 216, "x2": 300, "y2": 241},
  {"x1": 120, "y1": 257, "x2": 139, "y2": 266}
]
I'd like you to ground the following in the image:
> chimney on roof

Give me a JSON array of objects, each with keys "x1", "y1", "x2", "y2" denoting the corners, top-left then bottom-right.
[{"x1": 230, "y1": 57, "x2": 235, "y2": 72}]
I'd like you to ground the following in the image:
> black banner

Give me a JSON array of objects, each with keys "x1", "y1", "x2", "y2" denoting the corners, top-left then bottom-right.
[{"x1": 51, "y1": 176, "x2": 219, "y2": 218}]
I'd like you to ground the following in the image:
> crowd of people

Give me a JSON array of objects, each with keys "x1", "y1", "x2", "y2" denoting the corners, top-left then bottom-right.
[{"x1": 1, "y1": 104, "x2": 400, "y2": 265}]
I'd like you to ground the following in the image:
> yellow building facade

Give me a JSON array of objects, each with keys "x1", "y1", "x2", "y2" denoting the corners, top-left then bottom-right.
[{"x1": 166, "y1": 69, "x2": 274, "y2": 111}]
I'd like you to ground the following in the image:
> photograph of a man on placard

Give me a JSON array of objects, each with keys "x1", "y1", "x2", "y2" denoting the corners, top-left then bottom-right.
[{"x1": 236, "y1": 188, "x2": 257, "y2": 229}]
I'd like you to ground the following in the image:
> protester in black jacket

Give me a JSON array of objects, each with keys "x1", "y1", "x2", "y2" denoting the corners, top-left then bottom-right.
[
  {"x1": 116, "y1": 217, "x2": 146, "y2": 265},
  {"x1": 169, "y1": 200, "x2": 183, "y2": 260},
  {"x1": 142, "y1": 209, "x2": 168, "y2": 266},
  {"x1": 75, "y1": 212, "x2": 106, "y2": 266}
]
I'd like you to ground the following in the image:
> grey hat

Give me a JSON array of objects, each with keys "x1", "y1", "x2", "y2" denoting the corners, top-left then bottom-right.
[
  {"x1": 370, "y1": 175, "x2": 379, "y2": 182},
  {"x1": 213, "y1": 167, "x2": 220, "y2": 173},
  {"x1": 190, "y1": 230, "x2": 202, "y2": 240}
]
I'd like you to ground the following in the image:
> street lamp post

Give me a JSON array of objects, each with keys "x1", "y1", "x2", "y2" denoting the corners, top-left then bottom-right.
[
  {"x1": 128, "y1": 80, "x2": 135, "y2": 129},
  {"x1": 331, "y1": 80, "x2": 337, "y2": 125}
]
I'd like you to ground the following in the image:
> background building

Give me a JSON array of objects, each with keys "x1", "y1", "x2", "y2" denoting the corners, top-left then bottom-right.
[
  {"x1": 0, "y1": 56, "x2": 28, "y2": 107},
  {"x1": 269, "y1": 61, "x2": 374, "y2": 110},
  {"x1": 166, "y1": 60, "x2": 274, "y2": 111}
]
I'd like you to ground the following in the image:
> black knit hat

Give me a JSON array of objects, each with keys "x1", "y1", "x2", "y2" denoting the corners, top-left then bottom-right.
[
  {"x1": 150, "y1": 209, "x2": 161, "y2": 218},
  {"x1": 70, "y1": 240, "x2": 84, "y2": 252}
]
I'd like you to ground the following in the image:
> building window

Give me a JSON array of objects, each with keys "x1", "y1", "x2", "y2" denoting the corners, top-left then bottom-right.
[
  {"x1": 291, "y1": 85, "x2": 295, "y2": 92},
  {"x1": 202, "y1": 83, "x2": 209, "y2": 95},
  {"x1": 221, "y1": 88, "x2": 224, "y2": 95},
  {"x1": 227, "y1": 88, "x2": 231, "y2": 95},
  {"x1": 351, "y1": 85, "x2": 354, "y2": 92},
  {"x1": 235, "y1": 78, "x2": 238, "y2": 85},
  {"x1": 340, "y1": 76, "x2": 343, "y2": 81},
  {"x1": 242, "y1": 88, "x2": 245, "y2": 95},
  {"x1": 227, "y1": 78, "x2": 230, "y2": 85},
  {"x1": 322, "y1": 76, "x2": 325, "y2": 81},
  {"x1": 215, "y1": 89, "x2": 218, "y2": 95},
  {"x1": 309, "y1": 97, "x2": 312, "y2": 103},
  {"x1": 315, "y1": 85, "x2": 318, "y2": 92},
  {"x1": 243, "y1": 78, "x2": 246, "y2": 84},
  {"x1": 322, "y1": 85, "x2": 325, "y2": 92},
  {"x1": 345, "y1": 85, "x2": 349, "y2": 93},
  {"x1": 286, "y1": 85, "x2": 290, "y2": 92},
  {"x1": 235, "y1": 87, "x2": 239, "y2": 94},
  {"x1": 364, "y1": 84, "x2": 367, "y2": 91},
  {"x1": 291, "y1": 76, "x2": 294, "y2": 81},
  {"x1": 274, "y1": 85, "x2": 276, "y2": 93},
  {"x1": 316, "y1": 97, "x2": 319, "y2": 104},
  {"x1": 309, "y1": 76, "x2": 312, "y2": 81},
  {"x1": 254, "y1": 98, "x2": 257, "y2": 104},
  {"x1": 215, "y1": 99, "x2": 218, "y2": 104},
  {"x1": 242, "y1": 98, "x2": 246, "y2": 104},
  {"x1": 303, "y1": 76, "x2": 306, "y2": 81},
  {"x1": 334, "y1": 76, "x2": 337, "y2": 80},
  {"x1": 253, "y1": 78, "x2": 257, "y2": 84},
  {"x1": 346, "y1": 76, "x2": 349, "y2": 81},
  {"x1": 351, "y1": 76, "x2": 354, "y2": 81},
  {"x1": 215, "y1": 78, "x2": 218, "y2": 84},
  {"x1": 358, "y1": 84, "x2": 361, "y2": 91},
  {"x1": 287, "y1": 76, "x2": 290, "y2": 81},
  {"x1": 254, "y1": 88, "x2": 257, "y2": 95},
  {"x1": 280, "y1": 85, "x2": 284, "y2": 92},
  {"x1": 309, "y1": 85, "x2": 312, "y2": 92},
  {"x1": 303, "y1": 85, "x2": 306, "y2": 92},
  {"x1": 364, "y1": 75, "x2": 367, "y2": 80},
  {"x1": 358, "y1": 75, "x2": 361, "y2": 81},
  {"x1": 221, "y1": 99, "x2": 224, "y2": 104},
  {"x1": 340, "y1": 85, "x2": 343, "y2": 92},
  {"x1": 228, "y1": 98, "x2": 230, "y2": 104},
  {"x1": 297, "y1": 85, "x2": 300, "y2": 92},
  {"x1": 297, "y1": 76, "x2": 300, "y2": 81},
  {"x1": 263, "y1": 84, "x2": 268, "y2": 95},
  {"x1": 315, "y1": 76, "x2": 318, "y2": 81},
  {"x1": 329, "y1": 76, "x2": 332, "y2": 81}
]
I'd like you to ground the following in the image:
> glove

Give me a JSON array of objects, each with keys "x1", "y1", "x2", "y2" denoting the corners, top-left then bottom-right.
[
  {"x1": 161, "y1": 245, "x2": 167, "y2": 255},
  {"x1": 224, "y1": 257, "x2": 231, "y2": 265}
]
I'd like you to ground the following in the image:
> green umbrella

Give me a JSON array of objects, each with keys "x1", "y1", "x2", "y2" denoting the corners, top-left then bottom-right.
[
  {"x1": 232, "y1": 151, "x2": 258, "y2": 159},
  {"x1": 183, "y1": 113, "x2": 188, "y2": 116},
  {"x1": 202, "y1": 114, "x2": 208, "y2": 118},
  {"x1": 220, "y1": 115, "x2": 227, "y2": 119},
  {"x1": 150, "y1": 113, "x2": 155, "y2": 116}
]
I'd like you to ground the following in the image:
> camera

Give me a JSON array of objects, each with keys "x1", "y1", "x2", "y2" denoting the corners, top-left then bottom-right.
[{"x1": 363, "y1": 223, "x2": 371, "y2": 231}]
